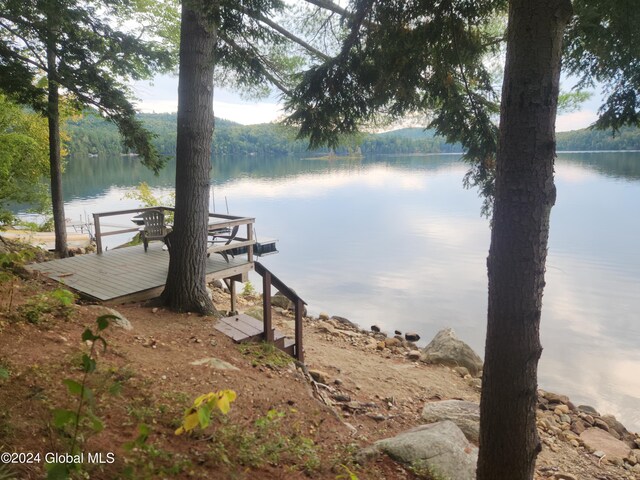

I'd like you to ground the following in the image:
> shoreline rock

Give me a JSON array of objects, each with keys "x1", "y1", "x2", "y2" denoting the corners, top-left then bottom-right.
[{"x1": 420, "y1": 328, "x2": 484, "y2": 377}]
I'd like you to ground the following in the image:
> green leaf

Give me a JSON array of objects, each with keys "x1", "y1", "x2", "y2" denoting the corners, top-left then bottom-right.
[
  {"x1": 86, "y1": 411, "x2": 104, "y2": 433},
  {"x1": 197, "y1": 404, "x2": 212, "y2": 429},
  {"x1": 137, "y1": 423, "x2": 150, "y2": 441},
  {"x1": 96, "y1": 314, "x2": 117, "y2": 331},
  {"x1": 81, "y1": 354, "x2": 96, "y2": 373},
  {"x1": 52, "y1": 408, "x2": 76, "y2": 428},
  {"x1": 81, "y1": 328, "x2": 96, "y2": 342},
  {"x1": 45, "y1": 462, "x2": 71, "y2": 480},
  {"x1": 0, "y1": 367, "x2": 9, "y2": 380},
  {"x1": 63, "y1": 379, "x2": 83, "y2": 396}
]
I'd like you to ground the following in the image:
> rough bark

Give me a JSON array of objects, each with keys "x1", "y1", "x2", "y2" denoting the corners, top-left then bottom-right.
[
  {"x1": 46, "y1": 41, "x2": 68, "y2": 258},
  {"x1": 476, "y1": 1, "x2": 572, "y2": 479},
  {"x1": 161, "y1": 2, "x2": 217, "y2": 314}
]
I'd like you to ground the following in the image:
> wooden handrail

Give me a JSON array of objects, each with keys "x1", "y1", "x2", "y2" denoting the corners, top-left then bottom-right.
[
  {"x1": 255, "y1": 261, "x2": 306, "y2": 361},
  {"x1": 92, "y1": 206, "x2": 255, "y2": 256}
]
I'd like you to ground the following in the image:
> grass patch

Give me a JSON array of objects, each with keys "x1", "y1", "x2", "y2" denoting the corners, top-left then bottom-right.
[
  {"x1": 14, "y1": 288, "x2": 75, "y2": 324},
  {"x1": 238, "y1": 342, "x2": 294, "y2": 369},
  {"x1": 206, "y1": 408, "x2": 321, "y2": 475}
]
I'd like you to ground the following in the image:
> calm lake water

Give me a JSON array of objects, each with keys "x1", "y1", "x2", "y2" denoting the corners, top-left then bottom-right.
[{"x1": 54, "y1": 151, "x2": 640, "y2": 431}]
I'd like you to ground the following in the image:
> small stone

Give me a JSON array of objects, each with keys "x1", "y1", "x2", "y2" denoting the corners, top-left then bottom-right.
[
  {"x1": 610, "y1": 456, "x2": 623, "y2": 466},
  {"x1": 559, "y1": 414, "x2": 571, "y2": 424},
  {"x1": 308, "y1": 369, "x2": 330, "y2": 384},
  {"x1": 543, "y1": 391, "x2": 570, "y2": 405},
  {"x1": 334, "y1": 378, "x2": 343, "y2": 386},
  {"x1": 578, "y1": 404, "x2": 599, "y2": 415},
  {"x1": 190, "y1": 357, "x2": 239, "y2": 371},
  {"x1": 594, "y1": 418, "x2": 610, "y2": 432},
  {"x1": 554, "y1": 404, "x2": 570, "y2": 414},
  {"x1": 394, "y1": 330, "x2": 402, "y2": 335},
  {"x1": 582, "y1": 414, "x2": 595, "y2": 425},
  {"x1": 404, "y1": 332, "x2": 420, "y2": 342},
  {"x1": 571, "y1": 419, "x2": 587, "y2": 435},
  {"x1": 367, "y1": 413, "x2": 387, "y2": 422},
  {"x1": 371, "y1": 325, "x2": 381, "y2": 333},
  {"x1": 454, "y1": 366, "x2": 470, "y2": 378},
  {"x1": 407, "y1": 350, "x2": 421, "y2": 361},
  {"x1": 553, "y1": 474, "x2": 578, "y2": 480},
  {"x1": 385, "y1": 337, "x2": 402, "y2": 348},
  {"x1": 161, "y1": 375, "x2": 167, "y2": 380},
  {"x1": 152, "y1": 307, "x2": 159, "y2": 313},
  {"x1": 333, "y1": 393, "x2": 351, "y2": 402},
  {"x1": 376, "y1": 341, "x2": 386, "y2": 351},
  {"x1": 466, "y1": 377, "x2": 482, "y2": 391},
  {"x1": 319, "y1": 312, "x2": 330, "y2": 320}
]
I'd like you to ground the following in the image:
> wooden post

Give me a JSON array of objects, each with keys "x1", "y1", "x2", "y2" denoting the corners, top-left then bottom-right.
[
  {"x1": 247, "y1": 223, "x2": 254, "y2": 263},
  {"x1": 262, "y1": 270, "x2": 273, "y2": 342},
  {"x1": 93, "y1": 213, "x2": 103, "y2": 254},
  {"x1": 295, "y1": 298, "x2": 304, "y2": 362},
  {"x1": 229, "y1": 278, "x2": 236, "y2": 314}
]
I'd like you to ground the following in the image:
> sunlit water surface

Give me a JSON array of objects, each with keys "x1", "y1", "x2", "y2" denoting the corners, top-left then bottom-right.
[{"x1": 52, "y1": 151, "x2": 640, "y2": 431}]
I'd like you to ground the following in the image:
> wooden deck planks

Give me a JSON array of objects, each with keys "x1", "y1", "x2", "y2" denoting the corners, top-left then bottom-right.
[{"x1": 27, "y1": 243, "x2": 253, "y2": 303}]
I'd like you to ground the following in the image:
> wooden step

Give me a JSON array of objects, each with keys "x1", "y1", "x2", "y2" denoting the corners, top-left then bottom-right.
[{"x1": 215, "y1": 313, "x2": 296, "y2": 357}]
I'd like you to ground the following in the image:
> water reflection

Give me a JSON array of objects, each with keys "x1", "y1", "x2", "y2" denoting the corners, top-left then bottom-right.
[{"x1": 57, "y1": 151, "x2": 640, "y2": 431}]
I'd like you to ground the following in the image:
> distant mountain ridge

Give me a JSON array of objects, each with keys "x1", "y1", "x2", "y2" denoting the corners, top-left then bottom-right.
[{"x1": 65, "y1": 112, "x2": 640, "y2": 158}]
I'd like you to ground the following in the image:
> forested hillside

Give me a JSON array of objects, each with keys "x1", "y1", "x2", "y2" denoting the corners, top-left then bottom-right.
[
  {"x1": 556, "y1": 126, "x2": 640, "y2": 151},
  {"x1": 65, "y1": 112, "x2": 640, "y2": 158},
  {"x1": 65, "y1": 113, "x2": 463, "y2": 157}
]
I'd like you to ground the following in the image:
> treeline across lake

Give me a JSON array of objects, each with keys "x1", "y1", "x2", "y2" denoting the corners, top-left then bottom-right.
[
  {"x1": 65, "y1": 113, "x2": 461, "y2": 158},
  {"x1": 66, "y1": 112, "x2": 640, "y2": 159}
]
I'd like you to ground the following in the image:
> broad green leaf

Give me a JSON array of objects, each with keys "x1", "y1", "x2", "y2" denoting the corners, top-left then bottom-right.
[
  {"x1": 52, "y1": 408, "x2": 76, "y2": 428},
  {"x1": 81, "y1": 328, "x2": 96, "y2": 342},
  {"x1": 82, "y1": 354, "x2": 96, "y2": 373},
  {"x1": 197, "y1": 404, "x2": 212, "y2": 429},
  {"x1": 96, "y1": 314, "x2": 117, "y2": 331},
  {"x1": 46, "y1": 462, "x2": 71, "y2": 480},
  {"x1": 63, "y1": 379, "x2": 83, "y2": 396}
]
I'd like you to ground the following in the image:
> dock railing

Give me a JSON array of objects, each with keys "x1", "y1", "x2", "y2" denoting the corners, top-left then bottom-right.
[{"x1": 92, "y1": 206, "x2": 255, "y2": 261}]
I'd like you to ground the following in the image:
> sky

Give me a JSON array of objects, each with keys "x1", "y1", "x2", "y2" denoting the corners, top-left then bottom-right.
[{"x1": 132, "y1": 74, "x2": 602, "y2": 133}]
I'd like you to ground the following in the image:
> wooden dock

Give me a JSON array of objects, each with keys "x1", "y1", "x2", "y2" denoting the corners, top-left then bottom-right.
[{"x1": 27, "y1": 243, "x2": 253, "y2": 304}]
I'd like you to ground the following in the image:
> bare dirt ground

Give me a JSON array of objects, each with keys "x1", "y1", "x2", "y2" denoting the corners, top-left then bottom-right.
[{"x1": 0, "y1": 245, "x2": 638, "y2": 479}]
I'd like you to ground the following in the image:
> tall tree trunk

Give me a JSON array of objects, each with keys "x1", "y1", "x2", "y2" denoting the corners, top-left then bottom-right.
[
  {"x1": 47, "y1": 41, "x2": 68, "y2": 258},
  {"x1": 161, "y1": 1, "x2": 217, "y2": 314},
  {"x1": 476, "y1": 1, "x2": 572, "y2": 479}
]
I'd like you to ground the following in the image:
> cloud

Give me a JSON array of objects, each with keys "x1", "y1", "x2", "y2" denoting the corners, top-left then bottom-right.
[{"x1": 556, "y1": 110, "x2": 598, "y2": 132}]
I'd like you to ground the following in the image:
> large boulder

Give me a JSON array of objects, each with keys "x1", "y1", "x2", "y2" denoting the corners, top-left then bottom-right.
[
  {"x1": 271, "y1": 291, "x2": 308, "y2": 316},
  {"x1": 421, "y1": 328, "x2": 483, "y2": 377},
  {"x1": 580, "y1": 428, "x2": 632, "y2": 460},
  {"x1": 421, "y1": 400, "x2": 480, "y2": 444},
  {"x1": 86, "y1": 305, "x2": 132, "y2": 330},
  {"x1": 358, "y1": 420, "x2": 477, "y2": 480}
]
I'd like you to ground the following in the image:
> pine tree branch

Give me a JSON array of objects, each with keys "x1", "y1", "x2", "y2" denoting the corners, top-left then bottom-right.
[
  {"x1": 220, "y1": 33, "x2": 292, "y2": 95},
  {"x1": 301, "y1": 0, "x2": 350, "y2": 19},
  {"x1": 242, "y1": 9, "x2": 330, "y2": 61}
]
